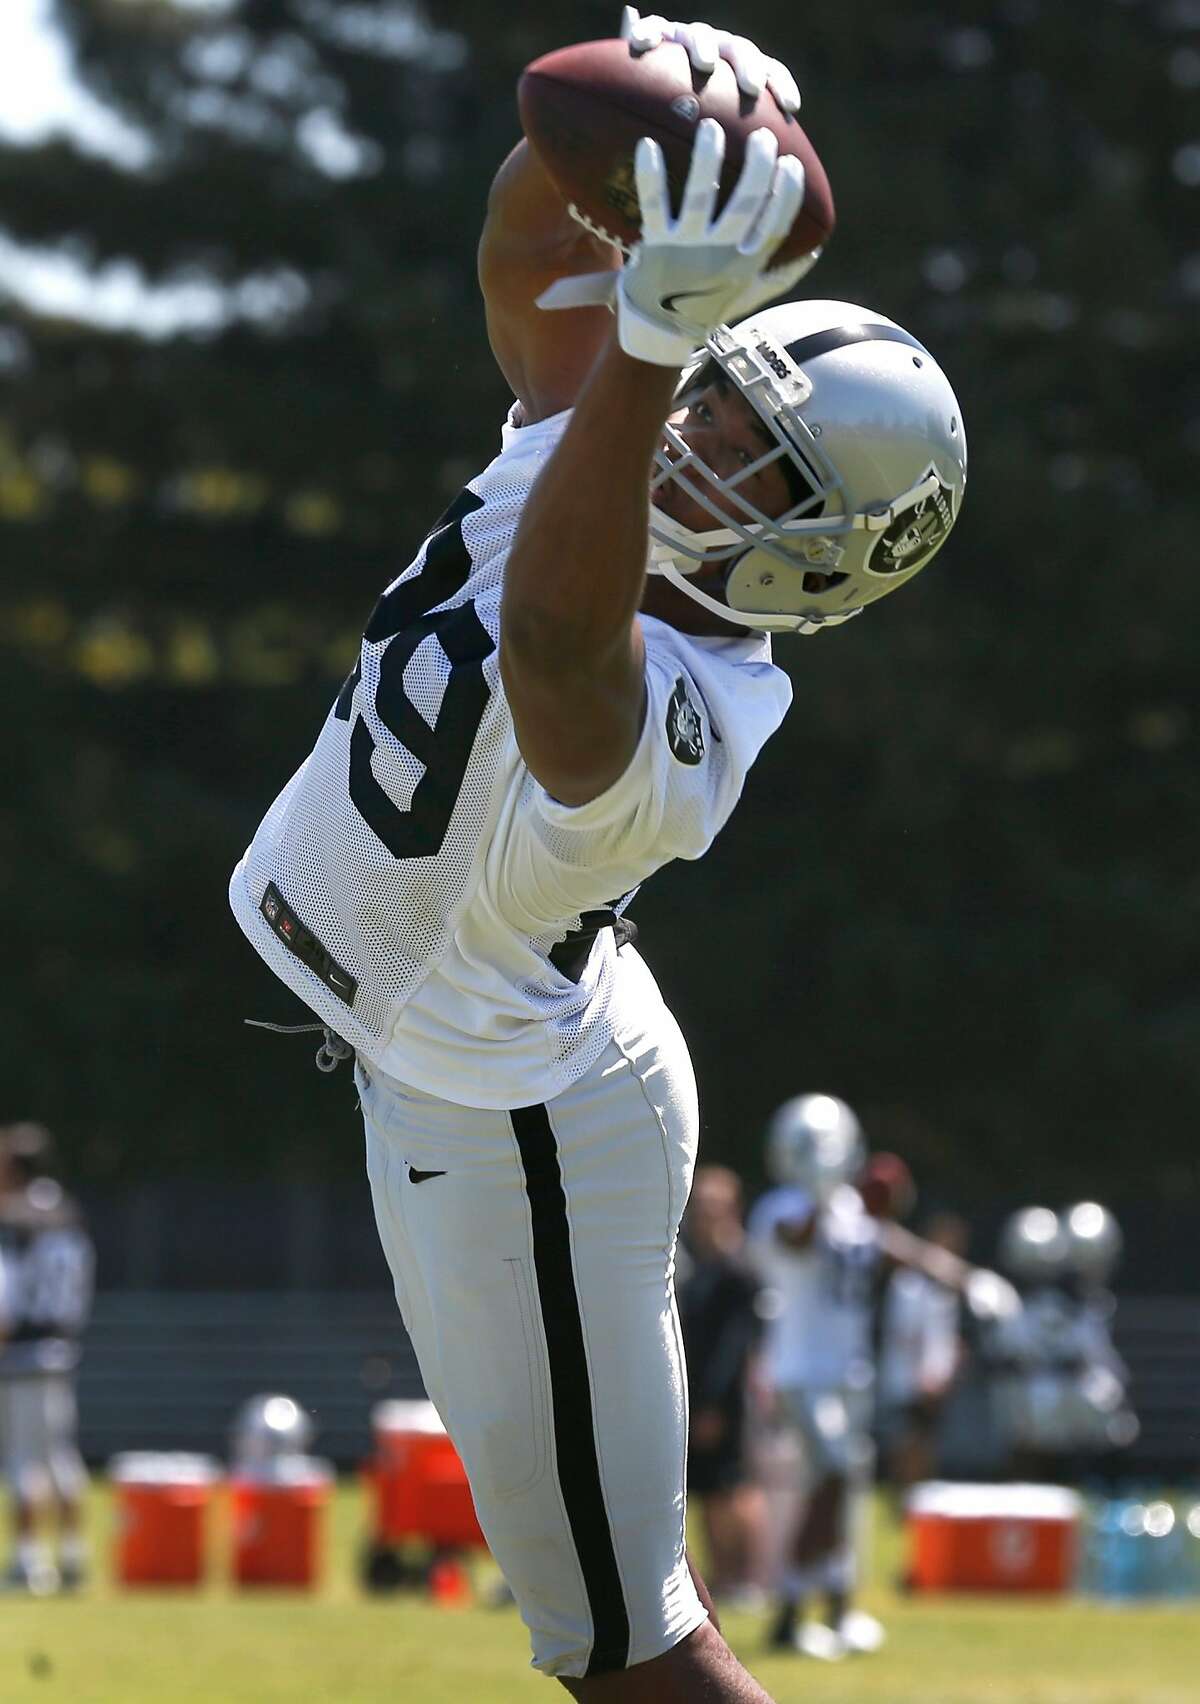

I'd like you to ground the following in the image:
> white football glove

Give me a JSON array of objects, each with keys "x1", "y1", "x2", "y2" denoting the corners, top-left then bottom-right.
[
  {"x1": 963, "y1": 1267, "x2": 1023, "y2": 1325},
  {"x1": 541, "y1": 118, "x2": 804, "y2": 367},
  {"x1": 618, "y1": 9, "x2": 817, "y2": 318},
  {"x1": 722, "y1": 247, "x2": 822, "y2": 322},
  {"x1": 619, "y1": 7, "x2": 802, "y2": 115},
  {"x1": 618, "y1": 119, "x2": 804, "y2": 364},
  {"x1": 539, "y1": 15, "x2": 817, "y2": 347}
]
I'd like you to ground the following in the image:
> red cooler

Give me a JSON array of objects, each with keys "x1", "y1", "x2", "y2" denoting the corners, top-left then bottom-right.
[
  {"x1": 231, "y1": 1459, "x2": 332, "y2": 1588},
  {"x1": 367, "y1": 1399, "x2": 485, "y2": 1551},
  {"x1": 907, "y1": 1481, "x2": 1081, "y2": 1593},
  {"x1": 111, "y1": 1453, "x2": 220, "y2": 1587}
]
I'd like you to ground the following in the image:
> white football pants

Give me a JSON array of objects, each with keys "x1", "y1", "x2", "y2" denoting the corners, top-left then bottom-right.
[
  {"x1": 0, "y1": 1376, "x2": 87, "y2": 1505},
  {"x1": 356, "y1": 968, "x2": 706, "y2": 1679}
]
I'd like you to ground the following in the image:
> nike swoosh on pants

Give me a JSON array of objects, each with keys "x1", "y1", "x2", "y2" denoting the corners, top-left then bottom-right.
[{"x1": 408, "y1": 1166, "x2": 446, "y2": 1184}]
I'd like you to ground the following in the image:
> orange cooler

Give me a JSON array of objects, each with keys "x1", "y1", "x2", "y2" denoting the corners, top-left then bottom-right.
[
  {"x1": 907, "y1": 1481, "x2": 1081, "y2": 1593},
  {"x1": 111, "y1": 1453, "x2": 220, "y2": 1587},
  {"x1": 367, "y1": 1399, "x2": 485, "y2": 1550},
  {"x1": 231, "y1": 1460, "x2": 332, "y2": 1588}
]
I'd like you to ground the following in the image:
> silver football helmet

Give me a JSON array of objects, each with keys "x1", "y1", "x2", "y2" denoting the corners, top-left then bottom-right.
[
  {"x1": 765, "y1": 1092, "x2": 865, "y2": 1198},
  {"x1": 648, "y1": 299, "x2": 967, "y2": 633},
  {"x1": 1062, "y1": 1201, "x2": 1123, "y2": 1284},
  {"x1": 998, "y1": 1207, "x2": 1070, "y2": 1283},
  {"x1": 230, "y1": 1393, "x2": 314, "y2": 1469}
]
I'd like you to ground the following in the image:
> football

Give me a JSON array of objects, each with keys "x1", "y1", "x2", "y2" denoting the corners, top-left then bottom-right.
[{"x1": 518, "y1": 37, "x2": 834, "y2": 267}]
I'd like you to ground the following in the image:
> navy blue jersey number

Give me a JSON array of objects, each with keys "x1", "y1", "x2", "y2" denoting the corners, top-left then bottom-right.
[{"x1": 334, "y1": 489, "x2": 490, "y2": 858}]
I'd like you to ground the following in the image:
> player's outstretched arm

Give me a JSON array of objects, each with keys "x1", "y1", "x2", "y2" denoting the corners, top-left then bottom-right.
[
  {"x1": 480, "y1": 11, "x2": 806, "y2": 425},
  {"x1": 500, "y1": 121, "x2": 802, "y2": 807},
  {"x1": 499, "y1": 339, "x2": 672, "y2": 807},
  {"x1": 879, "y1": 1221, "x2": 1021, "y2": 1320},
  {"x1": 478, "y1": 141, "x2": 622, "y2": 422}
]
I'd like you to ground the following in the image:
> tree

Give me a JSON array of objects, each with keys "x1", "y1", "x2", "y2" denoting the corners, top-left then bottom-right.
[{"x1": 1, "y1": 0, "x2": 1196, "y2": 1224}]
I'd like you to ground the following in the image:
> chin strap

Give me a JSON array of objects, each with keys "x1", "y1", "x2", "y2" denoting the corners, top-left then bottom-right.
[
  {"x1": 653, "y1": 561, "x2": 861, "y2": 635},
  {"x1": 646, "y1": 517, "x2": 863, "y2": 635}
]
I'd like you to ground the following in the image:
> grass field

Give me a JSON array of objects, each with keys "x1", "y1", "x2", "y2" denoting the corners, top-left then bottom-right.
[{"x1": 0, "y1": 1482, "x2": 1194, "y2": 1703}]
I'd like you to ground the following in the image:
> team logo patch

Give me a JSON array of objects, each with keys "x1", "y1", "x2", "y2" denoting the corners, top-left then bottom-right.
[
  {"x1": 258, "y1": 881, "x2": 358, "y2": 1005},
  {"x1": 666, "y1": 676, "x2": 705, "y2": 765},
  {"x1": 872, "y1": 471, "x2": 955, "y2": 576}
]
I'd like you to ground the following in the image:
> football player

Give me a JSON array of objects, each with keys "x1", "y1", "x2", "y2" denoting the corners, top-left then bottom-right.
[
  {"x1": 991, "y1": 1204, "x2": 1136, "y2": 1480},
  {"x1": 0, "y1": 1124, "x2": 95, "y2": 1594},
  {"x1": 875, "y1": 1207, "x2": 969, "y2": 1500},
  {"x1": 747, "y1": 1099, "x2": 1012, "y2": 1660},
  {"x1": 229, "y1": 9, "x2": 967, "y2": 1697},
  {"x1": 677, "y1": 1165, "x2": 769, "y2": 1604}
]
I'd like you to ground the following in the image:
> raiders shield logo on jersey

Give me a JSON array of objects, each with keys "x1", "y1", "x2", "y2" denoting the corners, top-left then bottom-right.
[
  {"x1": 666, "y1": 676, "x2": 704, "y2": 765},
  {"x1": 873, "y1": 472, "x2": 955, "y2": 575}
]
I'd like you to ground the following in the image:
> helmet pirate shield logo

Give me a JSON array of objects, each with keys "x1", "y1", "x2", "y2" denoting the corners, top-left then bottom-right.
[
  {"x1": 666, "y1": 676, "x2": 704, "y2": 765},
  {"x1": 871, "y1": 472, "x2": 956, "y2": 577}
]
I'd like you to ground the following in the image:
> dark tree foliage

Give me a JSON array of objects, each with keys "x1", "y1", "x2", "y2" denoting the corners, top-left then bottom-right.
[{"x1": 1, "y1": 0, "x2": 1197, "y2": 1216}]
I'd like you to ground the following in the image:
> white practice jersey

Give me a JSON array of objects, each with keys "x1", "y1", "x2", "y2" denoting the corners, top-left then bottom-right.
[
  {"x1": 877, "y1": 1269, "x2": 960, "y2": 1407},
  {"x1": 231, "y1": 408, "x2": 792, "y2": 1108},
  {"x1": 0, "y1": 1217, "x2": 95, "y2": 1378},
  {"x1": 746, "y1": 1184, "x2": 881, "y2": 1391}
]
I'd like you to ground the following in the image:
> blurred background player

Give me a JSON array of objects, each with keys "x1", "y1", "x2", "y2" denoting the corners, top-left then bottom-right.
[
  {"x1": 747, "y1": 1096, "x2": 880, "y2": 1659},
  {"x1": 748, "y1": 1097, "x2": 1015, "y2": 1660},
  {"x1": 871, "y1": 1183, "x2": 970, "y2": 1501},
  {"x1": 0, "y1": 1122, "x2": 96, "y2": 1594},
  {"x1": 677, "y1": 1166, "x2": 769, "y2": 1604},
  {"x1": 992, "y1": 1203, "x2": 1136, "y2": 1483},
  {"x1": 746, "y1": 1096, "x2": 873, "y2": 1659}
]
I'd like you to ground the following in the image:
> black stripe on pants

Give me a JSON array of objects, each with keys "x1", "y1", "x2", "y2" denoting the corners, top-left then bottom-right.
[{"x1": 511, "y1": 1102, "x2": 631, "y2": 1676}]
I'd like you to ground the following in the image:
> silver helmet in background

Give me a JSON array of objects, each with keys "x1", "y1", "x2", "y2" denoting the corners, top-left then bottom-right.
[
  {"x1": 765, "y1": 1092, "x2": 865, "y2": 1199},
  {"x1": 998, "y1": 1206, "x2": 1070, "y2": 1284},
  {"x1": 1062, "y1": 1201, "x2": 1123, "y2": 1285},
  {"x1": 230, "y1": 1393, "x2": 315, "y2": 1471}
]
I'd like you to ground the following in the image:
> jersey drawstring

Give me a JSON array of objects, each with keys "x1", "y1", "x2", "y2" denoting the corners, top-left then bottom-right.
[{"x1": 244, "y1": 1019, "x2": 354, "y2": 1075}]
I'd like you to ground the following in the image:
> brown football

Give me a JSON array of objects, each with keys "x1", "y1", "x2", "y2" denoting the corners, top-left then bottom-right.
[{"x1": 518, "y1": 37, "x2": 834, "y2": 267}]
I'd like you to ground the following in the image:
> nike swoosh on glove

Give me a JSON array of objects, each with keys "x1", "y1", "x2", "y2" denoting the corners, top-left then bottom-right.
[{"x1": 539, "y1": 118, "x2": 804, "y2": 368}]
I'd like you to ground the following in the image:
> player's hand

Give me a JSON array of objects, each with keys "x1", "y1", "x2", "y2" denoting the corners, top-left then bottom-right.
[
  {"x1": 539, "y1": 119, "x2": 806, "y2": 358},
  {"x1": 614, "y1": 117, "x2": 804, "y2": 365},
  {"x1": 963, "y1": 1267, "x2": 1022, "y2": 1324},
  {"x1": 619, "y1": 8, "x2": 802, "y2": 116},
  {"x1": 722, "y1": 247, "x2": 823, "y2": 324}
]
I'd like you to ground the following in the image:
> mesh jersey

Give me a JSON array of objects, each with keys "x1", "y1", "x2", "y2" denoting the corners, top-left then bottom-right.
[
  {"x1": 230, "y1": 407, "x2": 792, "y2": 1108},
  {"x1": 746, "y1": 1184, "x2": 881, "y2": 1390}
]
